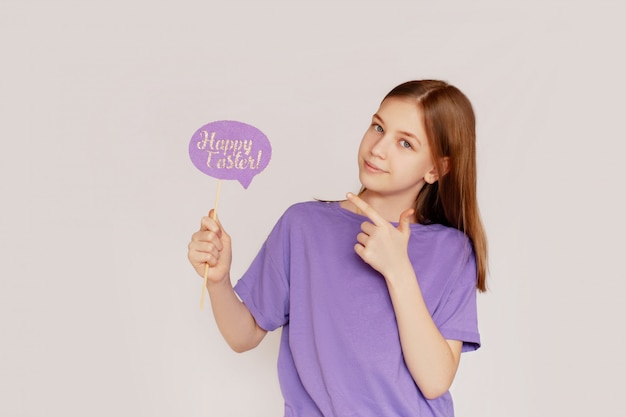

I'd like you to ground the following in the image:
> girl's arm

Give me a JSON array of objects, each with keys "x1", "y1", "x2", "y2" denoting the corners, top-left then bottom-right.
[
  {"x1": 188, "y1": 211, "x2": 267, "y2": 352},
  {"x1": 205, "y1": 276, "x2": 267, "y2": 353},
  {"x1": 347, "y1": 194, "x2": 462, "y2": 399},
  {"x1": 384, "y1": 263, "x2": 462, "y2": 399}
]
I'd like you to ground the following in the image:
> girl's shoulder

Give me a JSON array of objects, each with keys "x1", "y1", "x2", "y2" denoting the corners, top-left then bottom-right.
[
  {"x1": 413, "y1": 224, "x2": 476, "y2": 275},
  {"x1": 413, "y1": 221, "x2": 468, "y2": 239},
  {"x1": 280, "y1": 200, "x2": 342, "y2": 223},
  {"x1": 277, "y1": 200, "x2": 367, "y2": 235},
  {"x1": 406, "y1": 222, "x2": 474, "y2": 268},
  {"x1": 265, "y1": 201, "x2": 346, "y2": 243}
]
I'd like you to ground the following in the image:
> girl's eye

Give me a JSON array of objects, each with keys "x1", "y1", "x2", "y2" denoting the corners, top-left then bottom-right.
[
  {"x1": 400, "y1": 140, "x2": 412, "y2": 149},
  {"x1": 373, "y1": 124, "x2": 383, "y2": 133}
]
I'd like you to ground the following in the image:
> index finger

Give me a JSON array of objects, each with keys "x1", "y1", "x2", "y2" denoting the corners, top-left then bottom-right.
[{"x1": 346, "y1": 192, "x2": 387, "y2": 226}]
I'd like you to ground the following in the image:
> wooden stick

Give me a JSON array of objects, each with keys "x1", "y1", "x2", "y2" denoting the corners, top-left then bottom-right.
[{"x1": 200, "y1": 180, "x2": 222, "y2": 309}]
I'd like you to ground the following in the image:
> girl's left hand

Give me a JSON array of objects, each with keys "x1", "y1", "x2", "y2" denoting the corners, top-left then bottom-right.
[{"x1": 346, "y1": 192, "x2": 415, "y2": 277}]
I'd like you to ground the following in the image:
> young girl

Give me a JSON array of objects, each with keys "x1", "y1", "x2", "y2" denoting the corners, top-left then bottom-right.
[{"x1": 188, "y1": 80, "x2": 488, "y2": 417}]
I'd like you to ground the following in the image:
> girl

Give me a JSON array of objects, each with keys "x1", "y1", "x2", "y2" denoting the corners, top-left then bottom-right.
[{"x1": 188, "y1": 80, "x2": 488, "y2": 417}]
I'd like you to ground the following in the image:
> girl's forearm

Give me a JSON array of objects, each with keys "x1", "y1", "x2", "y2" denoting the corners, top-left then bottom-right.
[
  {"x1": 385, "y1": 262, "x2": 461, "y2": 400},
  {"x1": 206, "y1": 277, "x2": 267, "y2": 353}
]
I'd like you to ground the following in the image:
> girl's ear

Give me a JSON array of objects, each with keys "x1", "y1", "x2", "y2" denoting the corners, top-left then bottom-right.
[{"x1": 424, "y1": 157, "x2": 450, "y2": 184}]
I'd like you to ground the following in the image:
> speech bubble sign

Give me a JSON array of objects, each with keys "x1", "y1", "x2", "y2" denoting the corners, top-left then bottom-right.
[{"x1": 188, "y1": 120, "x2": 272, "y2": 189}]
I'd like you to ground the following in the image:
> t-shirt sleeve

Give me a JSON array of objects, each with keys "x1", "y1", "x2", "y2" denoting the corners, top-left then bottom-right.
[
  {"x1": 233, "y1": 216, "x2": 290, "y2": 332},
  {"x1": 434, "y1": 247, "x2": 481, "y2": 353}
]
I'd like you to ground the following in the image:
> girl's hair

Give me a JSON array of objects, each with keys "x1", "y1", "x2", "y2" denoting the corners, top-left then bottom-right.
[{"x1": 383, "y1": 80, "x2": 488, "y2": 292}]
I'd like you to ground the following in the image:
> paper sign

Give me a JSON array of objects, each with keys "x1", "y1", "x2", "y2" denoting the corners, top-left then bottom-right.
[{"x1": 189, "y1": 120, "x2": 271, "y2": 189}]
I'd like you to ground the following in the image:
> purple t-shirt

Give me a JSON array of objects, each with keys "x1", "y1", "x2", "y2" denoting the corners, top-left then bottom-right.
[{"x1": 234, "y1": 201, "x2": 480, "y2": 417}]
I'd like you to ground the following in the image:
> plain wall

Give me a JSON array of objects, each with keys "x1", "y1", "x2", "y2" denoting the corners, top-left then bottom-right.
[{"x1": 1, "y1": 1, "x2": 625, "y2": 416}]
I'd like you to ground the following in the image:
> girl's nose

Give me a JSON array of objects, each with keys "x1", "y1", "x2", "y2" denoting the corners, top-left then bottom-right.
[{"x1": 370, "y1": 135, "x2": 388, "y2": 159}]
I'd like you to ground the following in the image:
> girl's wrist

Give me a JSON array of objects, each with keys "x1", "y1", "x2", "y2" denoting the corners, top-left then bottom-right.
[
  {"x1": 384, "y1": 260, "x2": 417, "y2": 289},
  {"x1": 206, "y1": 273, "x2": 232, "y2": 290}
]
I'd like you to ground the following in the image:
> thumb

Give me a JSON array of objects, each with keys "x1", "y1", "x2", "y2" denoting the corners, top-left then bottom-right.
[
  {"x1": 209, "y1": 209, "x2": 229, "y2": 240},
  {"x1": 397, "y1": 208, "x2": 415, "y2": 234}
]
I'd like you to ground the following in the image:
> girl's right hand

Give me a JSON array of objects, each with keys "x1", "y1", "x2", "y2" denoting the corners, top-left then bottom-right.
[{"x1": 187, "y1": 209, "x2": 232, "y2": 285}]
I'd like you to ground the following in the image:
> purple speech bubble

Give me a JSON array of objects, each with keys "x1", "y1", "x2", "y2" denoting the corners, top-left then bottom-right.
[{"x1": 189, "y1": 120, "x2": 272, "y2": 189}]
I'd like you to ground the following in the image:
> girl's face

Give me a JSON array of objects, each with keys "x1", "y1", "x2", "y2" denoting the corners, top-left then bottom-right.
[{"x1": 358, "y1": 96, "x2": 438, "y2": 201}]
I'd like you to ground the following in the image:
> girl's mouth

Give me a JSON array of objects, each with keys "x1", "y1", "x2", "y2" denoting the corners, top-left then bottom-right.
[{"x1": 364, "y1": 160, "x2": 387, "y2": 173}]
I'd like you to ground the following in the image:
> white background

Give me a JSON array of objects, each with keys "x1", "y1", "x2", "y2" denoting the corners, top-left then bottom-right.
[{"x1": 1, "y1": 1, "x2": 625, "y2": 416}]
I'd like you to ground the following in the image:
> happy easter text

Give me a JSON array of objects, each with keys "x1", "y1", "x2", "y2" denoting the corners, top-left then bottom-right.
[{"x1": 196, "y1": 130, "x2": 263, "y2": 170}]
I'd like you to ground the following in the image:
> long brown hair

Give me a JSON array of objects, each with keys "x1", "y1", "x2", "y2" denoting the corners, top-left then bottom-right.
[{"x1": 384, "y1": 80, "x2": 488, "y2": 291}]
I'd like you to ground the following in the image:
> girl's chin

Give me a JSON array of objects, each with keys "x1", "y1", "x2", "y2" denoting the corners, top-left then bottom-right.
[{"x1": 358, "y1": 172, "x2": 386, "y2": 189}]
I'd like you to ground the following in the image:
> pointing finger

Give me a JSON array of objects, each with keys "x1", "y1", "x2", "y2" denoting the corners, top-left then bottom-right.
[{"x1": 346, "y1": 192, "x2": 386, "y2": 226}]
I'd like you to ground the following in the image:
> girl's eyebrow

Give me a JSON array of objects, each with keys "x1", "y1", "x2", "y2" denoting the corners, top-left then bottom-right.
[{"x1": 373, "y1": 113, "x2": 422, "y2": 143}]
